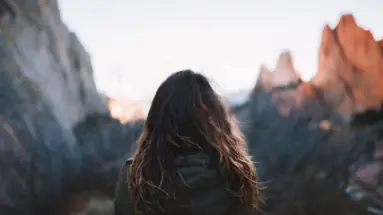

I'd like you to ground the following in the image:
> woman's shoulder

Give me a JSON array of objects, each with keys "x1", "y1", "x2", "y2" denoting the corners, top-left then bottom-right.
[
  {"x1": 124, "y1": 157, "x2": 134, "y2": 170},
  {"x1": 114, "y1": 158, "x2": 133, "y2": 215},
  {"x1": 119, "y1": 158, "x2": 133, "y2": 179},
  {"x1": 125, "y1": 158, "x2": 133, "y2": 169}
]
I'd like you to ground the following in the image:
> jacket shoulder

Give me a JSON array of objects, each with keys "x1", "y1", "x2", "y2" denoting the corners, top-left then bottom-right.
[
  {"x1": 114, "y1": 159, "x2": 133, "y2": 215},
  {"x1": 126, "y1": 158, "x2": 133, "y2": 166}
]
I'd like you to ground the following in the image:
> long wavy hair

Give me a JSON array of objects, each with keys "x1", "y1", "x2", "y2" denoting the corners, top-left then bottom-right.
[{"x1": 128, "y1": 70, "x2": 259, "y2": 214}]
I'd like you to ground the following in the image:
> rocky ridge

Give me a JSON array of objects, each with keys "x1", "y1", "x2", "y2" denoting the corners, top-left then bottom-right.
[
  {"x1": 239, "y1": 14, "x2": 383, "y2": 215},
  {"x1": 0, "y1": 1, "x2": 140, "y2": 215}
]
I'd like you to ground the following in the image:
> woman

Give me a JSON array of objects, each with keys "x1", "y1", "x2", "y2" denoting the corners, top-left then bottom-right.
[{"x1": 114, "y1": 70, "x2": 259, "y2": 215}]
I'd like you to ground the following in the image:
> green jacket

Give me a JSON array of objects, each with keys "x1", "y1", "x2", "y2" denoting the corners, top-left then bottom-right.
[{"x1": 114, "y1": 153, "x2": 255, "y2": 215}]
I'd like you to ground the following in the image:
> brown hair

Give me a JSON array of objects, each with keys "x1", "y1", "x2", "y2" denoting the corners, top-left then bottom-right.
[{"x1": 128, "y1": 70, "x2": 259, "y2": 214}]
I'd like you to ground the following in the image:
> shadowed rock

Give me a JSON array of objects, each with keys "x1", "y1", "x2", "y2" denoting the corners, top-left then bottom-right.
[
  {"x1": 0, "y1": 0, "x2": 112, "y2": 214},
  {"x1": 0, "y1": 46, "x2": 84, "y2": 215},
  {"x1": 0, "y1": 0, "x2": 15, "y2": 19},
  {"x1": 64, "y1": 114, "x2": 143, "y2": 215},
  {"x1": 73, "y1": 114, "x2": 143, "y2": 191},
  {"x1": 245, "y1": 88, "x2": 379, "y2": 215}
]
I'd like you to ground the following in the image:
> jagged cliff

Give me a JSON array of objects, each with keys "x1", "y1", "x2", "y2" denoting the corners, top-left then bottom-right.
[
  {"x1": 242, "y1": 14, "x2": 383, "y2": 124},
  {"x1": 1, "y1": 0, "x2": 108, "y2": 131},
  {"x1": 255, "y1": 51, "x2": 301, "y2": 91},
  {"x1": 311, "y1": 14, "x2": 383, "y2": 118},
  {"x1": 0, "y1": 1, "x2": 142, "y2": 215},
  {"x1": 239, "y1": 14, "x2": 383, "y2": 215}
]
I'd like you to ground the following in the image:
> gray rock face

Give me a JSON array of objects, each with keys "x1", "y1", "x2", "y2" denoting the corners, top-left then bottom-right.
[
  {"x1": 0, "y1": 1, "x2": 109, "y2": 214},
  {"x1": 2, "y1": 0, "x2": 107, "y2": 133}
]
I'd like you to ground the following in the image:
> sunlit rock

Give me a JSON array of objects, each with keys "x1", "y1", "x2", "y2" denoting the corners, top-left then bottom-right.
[
  {"x1": 312, "y1": 14, "x2": 383, "y2": 117},
  {"x1": 254, "y1": 51, "x2": 301, "y2": 91}
]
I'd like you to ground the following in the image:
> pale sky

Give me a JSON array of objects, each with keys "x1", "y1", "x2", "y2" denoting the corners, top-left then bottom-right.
[{"x1": 58, "y1": 0, "x2": 383, "y2": 104}]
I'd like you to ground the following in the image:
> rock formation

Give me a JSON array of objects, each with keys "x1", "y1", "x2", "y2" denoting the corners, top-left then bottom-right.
[
  {"x1": 245, "y1": 50, "x2": 336, "y2": 122},
  {"x1": 311, "y1": 14, "x2": 383, "y2": 118},
  {"x1": 237, "y1": 13, "x2": 383, "y2": 215},
  {"x1": 242, "y1": 14, "x2": 383, "y2": 124},
  {"x1": 235, "y1": 51, "x2": 304, "y2": 127},
  {"x1": 0, "y1": 1, "x2": 139, "y2": 215},
  {"x1": 2, "y1": 0, "x2": 108, "y2": 130},
  {"x1": 255, "y1": 51, "x2": 301, "y2": 91}
]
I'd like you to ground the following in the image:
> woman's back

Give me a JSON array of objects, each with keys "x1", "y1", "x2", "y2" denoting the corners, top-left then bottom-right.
[
  {"x1": 115, "y1": 154, "x2": 255, "y2": 215},
  {"x1": 114, "y1": 70, "x2": 259, "y2": 215}
]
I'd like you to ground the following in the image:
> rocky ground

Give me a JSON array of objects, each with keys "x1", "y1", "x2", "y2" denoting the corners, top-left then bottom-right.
[{"x1": 0, "y1": 0, "x2": 383, "y2": 215}]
